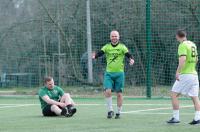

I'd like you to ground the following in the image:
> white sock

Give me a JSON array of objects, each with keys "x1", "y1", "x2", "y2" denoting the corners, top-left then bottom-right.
[
  {"x1": 194, "y1": 111, "x2": 200, "y2": 121},
  {"x1": 106, "y1": 97, "x2": 113, "y2": 112},
  {"x1": 117, "y1": 106, "x2": 122, "y2": 114},
  {"x1": 173, "y1": 110, "x2": 179, "y2": 121}
]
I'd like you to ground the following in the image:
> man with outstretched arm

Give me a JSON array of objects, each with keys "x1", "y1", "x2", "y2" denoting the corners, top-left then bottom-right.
[{"x1": 92, "y1": 30, "x2": 134, "y2": 119}]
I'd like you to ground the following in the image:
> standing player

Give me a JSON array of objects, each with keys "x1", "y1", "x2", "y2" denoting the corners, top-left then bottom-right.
[
  {"x1": 92, "y1": 30, "x2": 134, "y2": 119},
  {"x1": 38, "y1": 76, "x2": 77, "y2": 117},
  {"x1": 167, "y1": 30, "x2": 200, "y2": 125}
]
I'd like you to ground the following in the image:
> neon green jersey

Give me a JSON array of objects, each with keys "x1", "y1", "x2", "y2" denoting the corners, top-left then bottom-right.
[
  {"x1": 38, "y1": 86, "x2": 64, "y2": 109},
  {"x1": 178, "y1": 41, "x2": 198, "y2": 74},
  {"x1": 101, "y1": 43, "x2": 129, "y2": 72}
]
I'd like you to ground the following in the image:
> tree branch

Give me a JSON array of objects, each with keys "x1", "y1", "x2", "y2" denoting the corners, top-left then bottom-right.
[{"x1": 38, "y1": 0, "x2": 92, "y2": 84}]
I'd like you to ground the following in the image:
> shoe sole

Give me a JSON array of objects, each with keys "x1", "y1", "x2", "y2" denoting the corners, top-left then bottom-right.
[
  {"x1": 107, "y1": 112, "x2": 114, "y2": 119},
  {"x1": 107, "y1": 115, "x2": 114, "y2": 119},
  {"x1": 166, "y1": 121, "x2": 180, "y2": 124},
  {"x1": 189, "y1": 123, "x2": 200, "y2": 125},
  {"x1": 69, "y1": 109, "x2": 77, "y2": 117}
]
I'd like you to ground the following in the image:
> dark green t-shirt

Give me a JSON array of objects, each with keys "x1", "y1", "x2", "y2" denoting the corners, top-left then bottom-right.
[{"x1": 38, "y1": 86, "x2": 64, "y2": 110}]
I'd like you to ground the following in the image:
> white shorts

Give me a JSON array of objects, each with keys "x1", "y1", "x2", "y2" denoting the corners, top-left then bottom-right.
[{"x1": 171, "y1": 74, "x2": 199, "y2": 97}]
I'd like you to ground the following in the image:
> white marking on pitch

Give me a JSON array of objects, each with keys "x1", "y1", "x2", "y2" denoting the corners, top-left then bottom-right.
[
  {"x1": 0, "y1": 103, "x2": 172, "y2": 109},
  {"x1": 0, "y1": 103, "x2": 193, "y2": 116},
  {"x1": 125, "y1": 112, "x2": 193, "y2": 115},
  {"x1": 0, "y1": 103, "x2": 172, "y2": 106},
  {"x1": 121, "y1": 105, "x2": 193, "y2": 114},
  {"x1": 77, "y1": 104, "x2": 172, "y2": 106},
  {"x1": 0, "y1": 104, "x2": 37, "y2": 109}
]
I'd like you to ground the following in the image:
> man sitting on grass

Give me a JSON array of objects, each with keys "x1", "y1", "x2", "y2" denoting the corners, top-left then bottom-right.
[{"x1": 38, "y1": 76, "x2": 76, "y2": 117}]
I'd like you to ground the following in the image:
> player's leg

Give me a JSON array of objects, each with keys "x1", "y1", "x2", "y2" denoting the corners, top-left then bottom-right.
[
  {"x1": 60, "y1": 93, "x2": 75, "y2": 106},
  {"x1": 189, "y1": 96, "x2": 200, "y2": 125},
  {"x1": 104, "y1": 89, "x2": 114, "y2": 118},
  {"x1": 167, "y1": 80, "x2": 181, "y2": 123},
  {"x1": 114, "y1": 72, "x2": 124, "y2": 119},
  {"x1": 103, "y1": 72, "x2": 114, "y2": 118},
  {"x1": 51, "y1": 105, "x2": 63, "y2": 115},
  {"x1": 188, "y1": 75, "x2": 200, "y2": 125},
  {"x1": 171, "y1": 92, "x2": 180, "y2": 119},
  {"x1": 42, "y1": 104, "x2": 67, "y2": 117},
  {"x1": 42, "y1": 104, "x2": 58, "y2": 116},
  {"x1": 60, "y1": 93, "x2": 77, "y2": 117},
  {"x1": 167, "y1": 92, "x2": 180, "y2": 123},
  {"x1": 115, "y1": 92, "x2": 123, "y2": 119},
  {"x1": 104, "y1": 89, "x2": 113, "y2": 111}
]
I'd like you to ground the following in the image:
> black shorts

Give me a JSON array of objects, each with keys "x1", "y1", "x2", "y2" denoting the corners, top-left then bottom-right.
[{"x1": 42, "y1": 105, "x2": 58, "y2": 116}]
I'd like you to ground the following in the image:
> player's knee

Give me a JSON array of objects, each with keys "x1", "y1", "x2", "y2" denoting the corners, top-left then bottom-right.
[
  {"x1": 64, "y1": 93, "x2": 70, "y2": 97},
  {"x1": 61, "y1": 93, "x2": 71, "y2": 100},
  {"x1": 117, "y1": 93, "x2": 122, "y2": 98},
  {"x1": 104, "y1": 89, "x2": 112, "y2": 97},
  {"x1": 51, "y1": 105, "x2": 59, "y2": 111},
  {"x1": 170, "y1": 92, "x2": 178, "y2": 98}
]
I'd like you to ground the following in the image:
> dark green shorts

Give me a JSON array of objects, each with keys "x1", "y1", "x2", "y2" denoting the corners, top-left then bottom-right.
[{"x1": 103, "y1": 72, "x2": 125, "y2": 93}]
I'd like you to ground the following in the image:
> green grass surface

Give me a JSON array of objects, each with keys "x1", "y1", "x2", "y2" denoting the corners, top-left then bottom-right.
[
  {"x1": 0, "y1": 85, "x2": 172, "y2": 97},
  {"x1": 0, "y1": 96, "x2": 199, "y2": 132}
]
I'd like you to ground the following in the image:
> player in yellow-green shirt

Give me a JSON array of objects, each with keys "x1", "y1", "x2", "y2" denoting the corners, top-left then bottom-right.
[
  {"x1": 167, "y1": 30, "x2": 200, "y2": 125},
  {"x1": 92, "y1": 30, "x2": 134, "y2": 119}
]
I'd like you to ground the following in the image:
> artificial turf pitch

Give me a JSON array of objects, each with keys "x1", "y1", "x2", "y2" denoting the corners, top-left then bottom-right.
[{"x1": 0, "y1": 96, "x2": 199, "y2": 132}]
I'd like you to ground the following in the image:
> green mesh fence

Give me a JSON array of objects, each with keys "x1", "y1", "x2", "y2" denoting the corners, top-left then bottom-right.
[{"x1": 0, "y1": 0, "x2": 199, "y2": 97}]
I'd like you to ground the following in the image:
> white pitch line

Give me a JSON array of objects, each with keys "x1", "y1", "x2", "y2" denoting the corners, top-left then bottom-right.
[
  {"x1": 0, "y1": 103, "x2": 172, "y2": 106},
  {"x1": 0, "y1": 103, "x2": 191, "y2": 107},
  {"x1": 0, "y1": 103, "x2": 172, "y2": 109},
  {"x1": 0, "y1": 104, "x2": 38, "y2": 109},
  {"x1": 0, "y1": 104, "x2": 39, "y2": 106},
  {"x1": 78, "y1": 104, "x2": 173, "y2": 106},
  {"x1": 121, "y1": 105, "x2": 193, "y2": 114},
  {"x1": 0, "y1": 104, "x2": 194, "y2": 116},
  {"x1": 0, "y1": 103, "x2": 193, "y2": 114},
  {"x1": 123, "y1": 112, "x2": 193, "y2": 115}
]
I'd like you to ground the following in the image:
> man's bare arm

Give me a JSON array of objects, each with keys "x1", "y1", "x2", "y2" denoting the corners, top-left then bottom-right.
[
  {"x1": 42, "y1": 95, "x2": 65, "y2": 107},
  {"x1": 176, "y1": 56, "x2": 186, "y2": 81}
]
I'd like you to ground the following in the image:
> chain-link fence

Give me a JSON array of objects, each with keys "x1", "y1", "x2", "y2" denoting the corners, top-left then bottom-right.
[{"x1": 0, "y1": 0, "x2": 199, "y2": 97}]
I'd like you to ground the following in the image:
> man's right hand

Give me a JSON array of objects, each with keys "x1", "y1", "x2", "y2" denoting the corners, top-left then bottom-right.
[
  {"x1": 92, "y1": 52, "x2": 96, "y2": 59},
  {"x1": 59, "y1": 102, "x2": 66, "y2": 108}
]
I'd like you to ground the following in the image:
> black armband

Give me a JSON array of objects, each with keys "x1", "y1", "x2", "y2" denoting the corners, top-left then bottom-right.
[
  {"x1": 95, "y1": 50, "x2": 104, "y2": 59},
  {"x1": 125, "y1": 52, "x2": 134, "y2": 59}
]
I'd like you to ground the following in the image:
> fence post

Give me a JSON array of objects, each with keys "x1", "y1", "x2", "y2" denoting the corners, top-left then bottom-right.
[
  {"x1": 86, "y1": 0, "x2": 93, "y2": 83},
  {"x1": 146, "y1": 0, "x2": 152, "y2": 98}
]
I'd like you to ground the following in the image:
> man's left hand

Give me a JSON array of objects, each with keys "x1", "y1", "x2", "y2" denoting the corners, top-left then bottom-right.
[
  {"x1": 176, "y1": 72, "x2": 180, "y2": 81},
  {"x1": 129, "y1": 59, "x2": 134, "y2": 65}
]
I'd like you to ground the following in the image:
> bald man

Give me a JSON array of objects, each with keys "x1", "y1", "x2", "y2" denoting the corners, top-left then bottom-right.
[{"x1": 92, "y1": 30, "x2": 134, "y2": 119}]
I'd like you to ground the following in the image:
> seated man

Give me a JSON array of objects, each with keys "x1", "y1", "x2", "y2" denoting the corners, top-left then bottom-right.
[{"x1": 38, "y1": 76, "x2": 76, "y2": 117}]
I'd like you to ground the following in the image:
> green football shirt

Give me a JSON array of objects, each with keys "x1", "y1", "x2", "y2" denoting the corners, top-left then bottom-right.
[
  {"x1": 101, "y1": 43, "x2": 129, "y2": 72},
  {"x1": 38, "y1": 86, "x2": 64, "y2": 110},
  {"x1": 178, "y1": 40, "x2": 198, "y2": 74}
]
